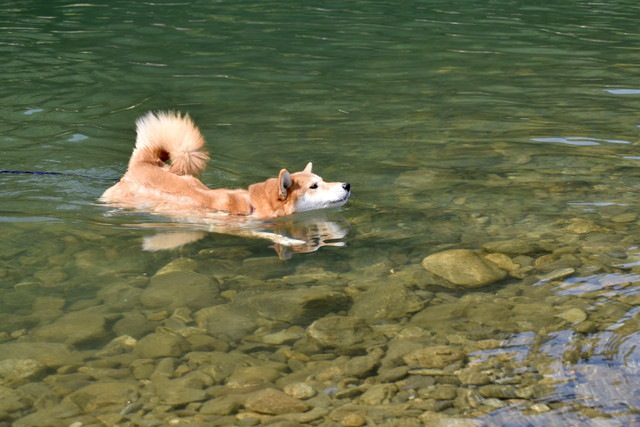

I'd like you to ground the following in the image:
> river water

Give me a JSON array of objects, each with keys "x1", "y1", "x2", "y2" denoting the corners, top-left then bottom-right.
[{"x1": 2, "y1": 1, "x2": 640, "y2": 425}]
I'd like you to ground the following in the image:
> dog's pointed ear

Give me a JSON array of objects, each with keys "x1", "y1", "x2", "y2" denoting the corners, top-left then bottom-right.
[
  {"x1": 303, "y1": 162, "x2": 313, "y2": 173},
  {"x1": 278, "y1": 169, "x2": 292, "y2": 200}
]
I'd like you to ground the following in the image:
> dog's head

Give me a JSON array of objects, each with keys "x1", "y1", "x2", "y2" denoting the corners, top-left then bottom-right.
[{"x1": 249, "y1": 162, "x2": 350, "y2": 218}]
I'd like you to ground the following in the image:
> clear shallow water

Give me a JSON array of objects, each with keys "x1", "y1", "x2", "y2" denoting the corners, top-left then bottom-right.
[{"x1": 2, "y1": 1, "x2": 640, "y2": 425}]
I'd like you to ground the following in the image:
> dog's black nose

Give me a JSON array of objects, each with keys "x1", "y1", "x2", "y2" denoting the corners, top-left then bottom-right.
[{"x1": 343, "y1": 183, "x2": 351, "y2": 191}]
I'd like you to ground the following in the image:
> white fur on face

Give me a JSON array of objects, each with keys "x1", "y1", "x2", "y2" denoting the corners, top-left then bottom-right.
[{"x1": 294, "y1": 176, "x2": 351, "y2": 212}]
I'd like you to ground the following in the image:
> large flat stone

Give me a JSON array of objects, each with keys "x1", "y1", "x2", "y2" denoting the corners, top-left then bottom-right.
[{"x1": 422, "y1": 249, "x2": 506, "y2": 287}]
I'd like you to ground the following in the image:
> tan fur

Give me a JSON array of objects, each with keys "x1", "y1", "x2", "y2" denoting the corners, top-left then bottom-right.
[{"x1": 101, "y1": 111, "x2": 350, "y2": 219}]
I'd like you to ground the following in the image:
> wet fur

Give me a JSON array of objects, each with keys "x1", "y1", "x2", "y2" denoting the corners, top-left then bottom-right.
[{"x1": 100, "y1": 111, "x2": 350, "y2": 218}]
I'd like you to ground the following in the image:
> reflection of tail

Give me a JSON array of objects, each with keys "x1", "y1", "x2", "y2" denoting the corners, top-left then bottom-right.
[
  {"x1": 142, "y1": 231, "x2": 207, "y2": 252},
  {"x1": 130, "y1": 111, "x2": 210, "y2": 176},
  {"x1": 138, "y1": 226, "x2": 305, "y2": 252}
]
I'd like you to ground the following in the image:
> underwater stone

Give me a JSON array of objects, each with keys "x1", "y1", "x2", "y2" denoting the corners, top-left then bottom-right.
[
  {"x1": 530, "y1": 402, "x2": 552, "y2": 413},
  {"x1": 184, "y1": 351, "x2": 262, "y2": 384},
  {"x1": 273, "y1": 406, "x2": 330, "y2": 424},
  {"x1": 283, "y1": 382, "x2": 317, "y2": 400},
  {"x1": 340, "y1": 412, "x2": 367, "y2": 427},
  {"x1": 244, "y1": 388, "x2": 310, "y2": 415},
  {"x1": 0, "y1": 342, "x2": 82, "y2": 368},
  {"x1": 134, "y1": 332, "x2": 190, "y2": 358},
  {"x1": 402, "y1": 345, "x2": 465, "y2": 369},
  {"x1": 246, "y1": 286, "x2": 350, "y2": 323},
  {"x1": 141, "y1": 270, "x2": 218, "y2": 311},
  {"x1": 422, "y1": 249, "x2": 506, "y2": 287},
  {"x1": 358, "y1": 383, "x2": 398, "y2": 406},
  {"x1": 95, "y1": 335, "x2": 137, "y2": 358},
  {"x1": 226, "y1": 366, "x2": 280, "y2": 391},
  {"x1": 62, "y1": 381, "x2": 139, "y2": 414},
  {"x1": 112, "y1": 310, "x2": 157, "y2": 339},
  {"x1": 349, "y1": 282, "x2": 424, "y2": 320},
  {"x1": 557, "y1": 307, "x2": 588, "y2": 324},
  {"x1": 537, "y1": 268, "x2": 575, "y2": 282},
  {"x1": 478, "y1": 384, "x2": 518, "y2": 399},
  {"x1": 32, "y1": 309, "x2": 108, "y2": 346},
  {"x1": 255, "y1": 328, "x2": 304, "y2": 346},
  {"x1": 316, "y1": 348, "x2": 383, "y2": 381},
  {"x1": 97, "y1": 282, "x2": 142, "y2": 311},
  {"x1": 0, "y1": 358, "x2": 45, "y2": 387},
  {"x1": 156, "y1": 257, "x2": 199, "y2": 275},
  {"x1": 610, "y1": 212, "x2": 637, "y2": 223},
  {"x1": 574, "y1": 320, "x2": 598, "y2": 334},
  {"x1": 565, "y1": 218, "x2": 606, "y2": 234},
  {"x1": 199, "y1": 395, "x2": 243, "y2": 415},
  {"x1": 377, "y1": 365, "x2": 410, "y2": 383},
  {"x1": 306, "y1": 316, "x2": 382, "y2": 355},
  {"x1": 482, "y1": 239, "x2": 544, "y2": 256},
  {"x1": 484, "y1": 253, "x2": 520, "y2": 272},
  {"x1": 0, "y1": 384, "x2": 29, "y2": 415},
  {"x1": 483, "y1": 239, "x2": 543, "y2": 255},
  {"x1": 457, "y1": 366, "x2": 491, "y2": 386},
  {"x1": 417, "y1": 384, "x2": 458, "y2": 401},
  {"x1": 195, "y1": 303, "x2": 258, "y2": 341},
  {"x1": 156, "y1": 382, "x2": 208, "y2": 406}
]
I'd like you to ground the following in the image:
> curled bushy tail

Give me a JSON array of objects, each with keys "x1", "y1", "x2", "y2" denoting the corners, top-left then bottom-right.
[{"x1": 129, "y1": 111, "x2": 209, "y2": 175}]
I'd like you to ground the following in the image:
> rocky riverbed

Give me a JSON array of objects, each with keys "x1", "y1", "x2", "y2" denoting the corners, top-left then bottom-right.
[{"x1": 2, "y1": 214, "x2": 640, "y2": 426}]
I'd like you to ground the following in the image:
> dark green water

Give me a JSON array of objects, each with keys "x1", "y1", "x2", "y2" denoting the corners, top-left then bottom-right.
[{"x1": 2, "y1": 1, "x2": 640, "y2": 425}]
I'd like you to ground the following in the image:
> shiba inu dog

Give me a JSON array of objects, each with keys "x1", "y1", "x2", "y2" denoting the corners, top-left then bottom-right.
[{"x1": 100, "y1": 111, "x2": 351, "y2": 219}]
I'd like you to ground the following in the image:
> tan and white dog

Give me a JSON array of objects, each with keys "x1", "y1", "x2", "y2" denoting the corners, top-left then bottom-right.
[{"x1": 100, "y1": 111, "x2": 351, "y2": 220}]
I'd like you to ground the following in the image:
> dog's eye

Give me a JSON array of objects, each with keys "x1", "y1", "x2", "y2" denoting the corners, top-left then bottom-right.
[{"x1": 310, "y1": 183, "x2": 318, "y2": 189}]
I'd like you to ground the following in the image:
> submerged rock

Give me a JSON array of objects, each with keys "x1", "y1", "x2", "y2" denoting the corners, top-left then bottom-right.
[
  {"x1": 0, "y1": 342, "x2": 83, "y2": 368},
  {"x1": 316, "y1": 348, "x2": 384, "y2": 380},
  {"x1": 112, "y1": 310, "x2": 157, "y2": 339},
  {"x1": 537, "y1": 268, "x2": 575, "y2": 282},
  {"x1": 478, "y1": 384, "x2": 518, "y2": 399},
  {"x1": 246, "y1": 286, "x2": 350, "y2": 323},
  {"x1": 244, "y1": 388, "x2": 310, "y2": 415},
  {"x1": 200, "y1": 395, "x2": 243, "y2": 415},
  {"x1": 32, "y1": 308, "x2": 108, "y2": 346},
  {"x1": 402, "y1": 345, "x2": 465, "y2": 369},
  {"x1": 141, "y1": 270, "x2": 218, "y2": 311},
  {"x1": 422, "y1": 249, "x2": 506, "y2": 287},
  {"x1": 0, "y1": 384, "x2": 29, "y2": 416},
  {"x1": 156, "y1": 381, "x2": 208, "y2": 406},
  {"x1": 62, "y1": 381, "x2": 139, "y2": 414},
  {"x1": 0, "y1": 358, "x2": 45, "y2": 387},
  {"x1": 483, "y1": 239, "x2": 543, "y2": 255},
  {"x1": 349, "y1": 282, "x2": 424, "y2": 320},
  {"x1": 184, "y1": 351, "x2": 262, "y2": 384},
  {"x1": 97, "y1": 282, "x2": 142, "y2": 311},
  {"x1": 458, "y1": 366, "x2": 491, "y2": 386},
  {"x1": 195, "y1": 303, "x2": 258, "y2": 340},
  {"x1": 484, "y1": 253, "x2": 520, "y2": 272},
  {"x1": 284, "y1": 382, "x2": 317, "y2": 400},
  {"x1": 557, "y1": 307, "x2": 588, "y2": 324},
  {"x1": 306, "y1": 316, "x2": 382, "y2": 355},
  {"x1": 565, "y1": 218, "x2": 606, "y2": 234},
  {"x1": 358, "y1": 383, "x2": 398, "y2": 406},
  {"x1": 133, "y1": 332, "x2": 190, "y2": 358},
  {"x1": 226, "y1": 365, "x2": 280, "y2": 391}
]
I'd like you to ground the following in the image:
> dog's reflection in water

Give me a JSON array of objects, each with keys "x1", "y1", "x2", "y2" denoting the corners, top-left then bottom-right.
[
  {"x1": 139, "y1": 212, "x2": 350, "y2": 259},
  {"x1": 269, "y1": 214, "x2": 350, "y2": 259}
]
